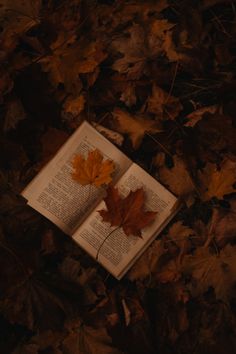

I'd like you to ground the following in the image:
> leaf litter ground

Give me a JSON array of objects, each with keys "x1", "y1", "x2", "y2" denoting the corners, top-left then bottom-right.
[{"x1": 1, "y1": 1, "x2": 236, "y2": 353}]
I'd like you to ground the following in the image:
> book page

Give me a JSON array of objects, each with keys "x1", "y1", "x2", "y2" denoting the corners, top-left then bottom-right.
[
  {"x1": 73, "y1": 163, "x2": 178, "y2": 279},
  {"x1": 22, "y1": 122, "x2": 132, "y2": 235}
]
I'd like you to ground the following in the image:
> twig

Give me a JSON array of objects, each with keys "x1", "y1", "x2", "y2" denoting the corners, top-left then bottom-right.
[
  {"x1": 146, "y1": 132, "x2": 173, "y2": 158},
  {"x1": 165, "y1": 61, "x2": 179, "y2": 104}
]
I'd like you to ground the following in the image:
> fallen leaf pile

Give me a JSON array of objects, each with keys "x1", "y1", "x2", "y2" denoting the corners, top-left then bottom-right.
[{"x1": 1, "y1": 0, "x2": 236, "y2": 353}]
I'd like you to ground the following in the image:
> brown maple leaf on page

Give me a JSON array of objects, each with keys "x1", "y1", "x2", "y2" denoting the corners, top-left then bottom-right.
[
  {"x1": 99, "y1": 186, "x2": 157, "y2": 237},
  {"x1": 72, "y1": 149, "x2": 115, "y2": 187}
]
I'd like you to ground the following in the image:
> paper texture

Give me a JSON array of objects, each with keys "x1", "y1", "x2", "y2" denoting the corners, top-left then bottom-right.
[
  {"x1": 22, "y1": 122, "x2": 131, "y2": 234},
  {"x1": 73, "y1": 163, "x2": 177, "y2": 278}
]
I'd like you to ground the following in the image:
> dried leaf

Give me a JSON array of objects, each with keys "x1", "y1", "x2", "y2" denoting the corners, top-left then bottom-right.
[
  {"x1": 185, "y1": 105, "x2": 219, "y2": 127},
  {"x1": 128, "y1": 240, "x2": 165, "y2": 281},
  {"x1": 158, "y1": 155, "x2": 195, "y2": 204},
  {"x1": 147, "y1": 84, "x2": 182, "y2": 120},
  {"x1": 156, "y1": 259, "x2": 182, "y2": 283},
  {"x1": 63, "y1": 94, "x2": 85, "y2": 118},
  {"x1": 4, "y1": 98, "x2": 26, "y2": 132},
  {"x1": 111, "y1": 19, "x2": 173, "y2": 79},
  {"x1": 1, "y1": 275, "x2": 67, "y2": 330},
  {"x1": 62, "y1": 325, "x2": 122, "y2": 354},
  {"x1": 40, "y1": 39, "x2": 106, "y2": 93},
  {"x1": 0, "y1": 0, "x2": 41, "y2": 35},
  {"x1": 167, "y1": 221, "x2": 194, "y2": 251},
  {"x1": 182, "y1": 245, "x2": 236, "y2": 302},
  {"x1": 113, "y1": 108, "x2": 162, "y2": 149},
  {"x1": 111, "y1": 24, "x2": 146, "y2": 79},
  {"x1": 207, "y1": 199, "x2": 236, "y2": 247},
  {"x1": 72, "y1": 149, "x2": 115, "y2": 187},
  {"x1": 99, "y1": 186, "x2": 157, "y2": 237},
  {"x1": 198, "y1": 159, "x2": 236, "y2": 201},
  {"x1": 194, "y1": 113, "x2": 236, "y2": 159},
  {"x1": 91, "y1": 123, "x2": 124, "y2": 147},
  {"x1": 120, "y1": 83, "x2": 136, "y2": 107}
]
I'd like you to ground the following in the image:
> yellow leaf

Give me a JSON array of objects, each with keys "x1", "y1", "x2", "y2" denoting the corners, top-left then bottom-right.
[
  {"x1": 72, "y1": 149, "x2": 115, "y2": 187},
  {"x1": 112, "y1": 108, "x2": 162, "y2": 149},
  {"x1": 198, "y1": 159, "x2": 236, "y2": 201}
]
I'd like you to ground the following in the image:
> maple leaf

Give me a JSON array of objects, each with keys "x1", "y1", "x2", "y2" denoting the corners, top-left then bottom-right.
[
  {"x1": 99, "y1": 186, "x2": 157, "y2": 237},
  {"x1": 182, "y1": 245, "x2": 236, "y2": 302},
  {"x1": 198, "y1": 158, "x2": 236, "y2": 201},
  {"x1": 0, "y1": 0, "x2": 41, "y2": 35},
  {"x1": 0, "y1": 239, "x2": 83, "y2": 331},
  {"x1": 111, "y1": 20, "x2": 174, "y2": 79},
  {"x1": 156, "y1": 259, "x2": 182, "y2": 283},
  {"x1": 40, "y1": 38, "x2": 106, "y2": 94},
  {"x1": 146, "y1": 84, "x2": 182, "y2": 120},
  {"x1": 112, "y1": 108, "x2": 162, "y2": 149},
  {"x1": 167, "y1": 221, "x2": 194, "y2": 251},
  {"x1": 128, "y1": 240, "x2": 165, "y2": 281},
  {"x1": 63, "y1": 94, "x2": 85, "y2": 118},
  {"x1": 211, "y1": 199, "x2": 236, "y2": 246},
  {"x1": 72, "y1": 149, "x2": 115, "y2": 187},
  {"x1": 62, "y1": 324, "x2": 122, "y2": 354},
  {"x1": 194, "y1": 113, "x2": 236, "y2": 159},
  {"x1": 158, "y1": 155, "x2": 196, "y2": 204}
]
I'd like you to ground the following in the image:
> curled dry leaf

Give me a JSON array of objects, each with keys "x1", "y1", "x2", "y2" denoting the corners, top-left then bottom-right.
[
  {"x1": 184, "y1": 105, "x2": 219, "y2": 127},
  {"x1": 112, "y1": 108, "x2": 162, "y2": 149},
  {"x1": 99, "y1": 186, "x2": 157, "y2": 237},
  {"x1": 91, "y1": 123, "x2": 124, "y2": 147},
  {"x1": 72, "y1": 149, "x2": 115, "y2": 187},
  {"x1": 198, "y1": 158, "x2": 236, "y2": 201}
]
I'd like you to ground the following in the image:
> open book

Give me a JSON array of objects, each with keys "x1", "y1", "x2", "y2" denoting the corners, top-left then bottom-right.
[{"x1": 22, "y1": 121, "x2": 179, "y2": 279}]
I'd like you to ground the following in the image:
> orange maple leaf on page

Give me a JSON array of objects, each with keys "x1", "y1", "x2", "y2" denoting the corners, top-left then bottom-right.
[
  {"x1": 72, "y1": 149, "x2": 115, "y2": 187},
  {"x1": 99, "y1": 186, "x2": 157, "y2": 237}
]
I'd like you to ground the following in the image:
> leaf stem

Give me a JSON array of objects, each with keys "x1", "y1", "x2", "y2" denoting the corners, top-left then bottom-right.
[{"x1": 96, "y1": 225, "x2": 121, "y2": 261}]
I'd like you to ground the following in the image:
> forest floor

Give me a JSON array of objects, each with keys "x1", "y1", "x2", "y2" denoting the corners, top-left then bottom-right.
[{"x1": 1, "y1": 1, "x2": 236, "y2": 353}]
